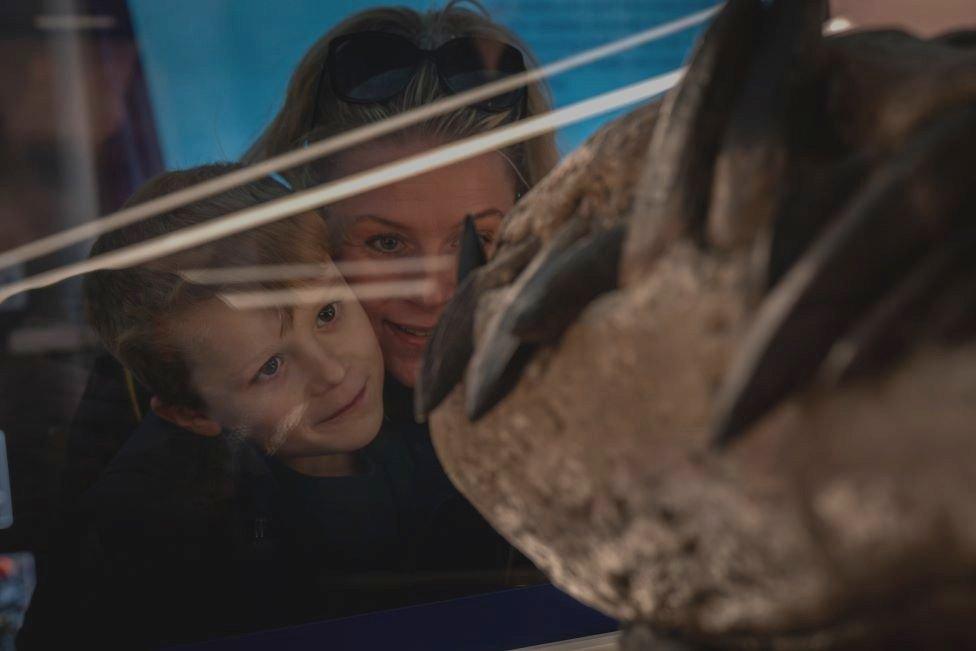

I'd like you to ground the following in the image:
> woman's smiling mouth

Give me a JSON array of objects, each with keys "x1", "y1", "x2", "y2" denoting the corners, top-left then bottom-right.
[{"x1": 384, "y1": 319, "x2": 434, "y2": 348}]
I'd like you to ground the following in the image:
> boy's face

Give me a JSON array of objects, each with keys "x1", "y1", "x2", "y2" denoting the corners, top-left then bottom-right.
[{"x1": 171, "y1": 273, "x2": 384, "y2": 465}]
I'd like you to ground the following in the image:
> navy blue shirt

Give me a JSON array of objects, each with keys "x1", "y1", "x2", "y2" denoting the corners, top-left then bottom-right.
[{"x1": 73, "y1": 384, "x2": 531, "y2": 648}]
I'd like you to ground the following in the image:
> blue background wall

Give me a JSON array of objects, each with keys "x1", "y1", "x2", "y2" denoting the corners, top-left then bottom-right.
[{"x1": 127, "y1": 0, "x2": 715, "y2": 168}]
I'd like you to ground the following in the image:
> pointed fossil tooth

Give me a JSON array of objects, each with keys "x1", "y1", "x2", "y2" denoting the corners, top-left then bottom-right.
[
  {"x1": 461, "y1": 218, "x2": 593, "y2": 420},
  {"x1": 824, "y1": 30, "x2": 976, "y2": 154},
  {"x1": 421, "y1": 99, "x2": 662, "y2": 420},
  {"x1": 712, "y1": 105, "x2": 976, "y2": 447},
  {"x1": 926, "y1": 266, "x2": 976, "y2": 344},
  {"x1": 509, "y1": 224, "x2": 626, "y2": 342},
  {"x1": 457, "y1": 214, "x2": 487, "y2": 284},
  {"x1": 820, "y1": 239, "x2": 967, "y2": 386},
  {"x1": 622, "y1": 0, "x2": 765, "y2": 285},
  {"x1": 464, "y1": 325, "x2": 534, "y2": 422},
  {"x1": 933, "y1": 29, "x2": 976, "y2": 48},
  {"x1": 415, "y1": 272, "x2": 481, "y2": 422},
  {"x1": 706, "y1": 0, "x2": 826, "y2": 250},
  {"x1": 415, "y1": 236, "x2": 540, "y2": 420},
  {"x1": 765, "y1": 155, "x2": 868, "y2": 292},
  {"x1": 465, "y1": 226, "x2": 628, "y2": 421}
]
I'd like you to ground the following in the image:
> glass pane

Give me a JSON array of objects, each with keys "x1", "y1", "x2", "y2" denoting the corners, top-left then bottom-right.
[{"x1": 1, "y1": 1, "x2": 712, "y2": 647}]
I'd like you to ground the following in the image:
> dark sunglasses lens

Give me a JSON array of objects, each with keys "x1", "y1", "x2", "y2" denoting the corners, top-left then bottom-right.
[
  {"x1": 437, "y1": 38, "x2": 525, "y2": 110},
  {"x1": 331, "y1": 33, "x2": 420, "y2": 103}
]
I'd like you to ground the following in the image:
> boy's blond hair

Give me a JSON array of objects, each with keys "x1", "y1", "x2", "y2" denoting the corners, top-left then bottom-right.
[{"x1": 84, "y1": 164, "x2": 331, "y2": 409}]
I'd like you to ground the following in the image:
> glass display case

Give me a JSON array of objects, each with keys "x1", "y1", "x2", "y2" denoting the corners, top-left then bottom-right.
[{"x1": 0, "y1": 1, "x2": 710, "y2": 648}]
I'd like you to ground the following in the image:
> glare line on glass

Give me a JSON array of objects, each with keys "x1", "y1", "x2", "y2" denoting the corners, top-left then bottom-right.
[
  {"x1": 0, "y1": 69, "x2": 685, "y2": 307},
  {"x1": 180, "y1": 255, "x2": 454, "y2": 286},
  {"x1": 218, "y1": 279, "x2": 436, "y2": 311},
  {"x1": 0, "y1": 5, "x2": 719, "y2": 273}
]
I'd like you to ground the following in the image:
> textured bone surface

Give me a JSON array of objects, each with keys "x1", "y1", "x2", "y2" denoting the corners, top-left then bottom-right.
[
  {"x1": 432, "y1": 249, "x2": 976, "y2": 648},
  {"x1": 426, "y1": 2, "x2": 976, "y2": 647}
]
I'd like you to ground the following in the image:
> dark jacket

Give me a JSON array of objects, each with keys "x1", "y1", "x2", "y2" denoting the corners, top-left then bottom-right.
[
  {"x1": 81, "y1": 413, "x2": 305, "y2": 647},
  {"x1": 76, "y1": 400, "x2": 524, "y2": 648},
  {"x1": 21, "y1": 357, "x2": 537, "y2": 649}
]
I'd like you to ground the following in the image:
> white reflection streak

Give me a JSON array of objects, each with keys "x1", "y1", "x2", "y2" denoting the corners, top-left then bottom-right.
[
  {"x1": 0, "y1": 68, "x2": 686, "y2": 306},
  {"x1": 0, "y1": 5, "x2": 719, "y2": 273},
  {"x1": 180, "y1": 255, "x2": 454, "y2": 285},
  {"x1": 265, "y1": 401, "x2": 308, "y2": 457},
  {"x1": 35, "y1": 15, "x2": 118, "y2": 31},
  {"x1": 219, "y1": 279, "x2": 435, "y2": 311},
  {"x1": 823, "y1": 16, "x2": 856, "y2": 35}
]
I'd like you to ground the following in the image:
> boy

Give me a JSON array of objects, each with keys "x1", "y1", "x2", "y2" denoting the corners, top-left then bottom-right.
[
  {"x1": 78, "y1": 164, "x2": 402, "y2": 646},
  {"x1": 85, "y1": 165, "x2": 385, "y2": 474}
]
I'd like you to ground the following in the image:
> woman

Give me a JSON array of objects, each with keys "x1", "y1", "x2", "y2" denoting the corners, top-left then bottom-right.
[
  {"x1": 32, "y1": 4, "x2": 558, "y2": 647},
  {"x1": 245, "y1": 0, "x2": 559, "y2": 393},
  {"x1": 244, "y1": 0, "x2": 562, "y2": 606}
]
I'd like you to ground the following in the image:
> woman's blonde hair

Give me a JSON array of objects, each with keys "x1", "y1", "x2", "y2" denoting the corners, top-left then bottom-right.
[{"x1": 243, "y1": 0, "x2": 559, "y2": 190}]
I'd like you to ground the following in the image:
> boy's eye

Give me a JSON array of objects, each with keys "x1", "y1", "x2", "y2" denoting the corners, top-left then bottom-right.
[
  {"x1": 255, "y1": 355, "x2": 283, "y2": 382},
  {"x1": 317, "y1": 302, "x2": 340, "y2": 327},
  {"x1": 365, "y1": 235, "x2": 405, "y2": 254}
]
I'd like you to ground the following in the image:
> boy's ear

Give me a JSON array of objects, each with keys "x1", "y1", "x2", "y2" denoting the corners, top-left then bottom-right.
[{"x1": 150, "y1": 396, "x2": 222, "y2": 437}]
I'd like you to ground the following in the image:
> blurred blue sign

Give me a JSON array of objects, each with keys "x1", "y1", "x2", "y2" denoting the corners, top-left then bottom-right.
[{"x1": 127, "y1": 0, "x2": 713, "y2": 167}]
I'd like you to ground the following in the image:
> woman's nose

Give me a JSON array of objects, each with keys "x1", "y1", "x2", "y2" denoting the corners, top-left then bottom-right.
[{"x1": 414, "y1": 256, "x2": 455, "y2": 308}]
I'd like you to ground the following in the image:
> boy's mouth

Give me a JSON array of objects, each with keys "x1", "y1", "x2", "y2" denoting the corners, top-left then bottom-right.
[{"x1": 318, "y1": 381, "x2": 367, "y2": 424}]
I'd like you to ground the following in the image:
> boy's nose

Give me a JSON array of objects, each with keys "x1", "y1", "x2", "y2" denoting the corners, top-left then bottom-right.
[{"x1": 306, "y1": 348, "x2": 348, "y2": 392}]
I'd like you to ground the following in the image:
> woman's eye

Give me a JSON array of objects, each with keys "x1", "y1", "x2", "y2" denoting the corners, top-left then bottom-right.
[
  {"x1": 450, "y1": 231, "x2": 494, "y2": 249},
  {"x1": 317, "y1": 302, "x2": 340, "y2": 327},
  {"x1": 255, "y1": 355, "x2": 283, "y2": 382},
  {"x1": 365, "y1": 235, "x2": 405, "y2": 254}
]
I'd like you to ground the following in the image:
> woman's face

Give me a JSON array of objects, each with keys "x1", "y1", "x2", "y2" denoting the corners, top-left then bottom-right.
[{"x1": 329, "y1": 140, "x2": 517, "y2": 388}]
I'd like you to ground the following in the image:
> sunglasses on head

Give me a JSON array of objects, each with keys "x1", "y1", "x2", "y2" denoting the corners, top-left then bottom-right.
[{"x1": 323, "y1": 31, "x2": 527, "y2": 112}]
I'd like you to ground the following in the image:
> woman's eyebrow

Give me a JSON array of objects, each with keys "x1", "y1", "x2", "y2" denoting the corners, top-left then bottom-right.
[
  {"x1": 418, "y1": 210, "x2": 503, "y2": 245},
  {"x1": 468, "y1": 208, "x2": 505, "y2": 221},
  {"x1": 353, "y1": 214, "x2": 413, "y2": 231},
  {"x1": 451, "y1": 208, "x2": 505, "y2": 233},
  {"x1": 353, "y1": 209, "x2": 503, "y2": 230}
]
